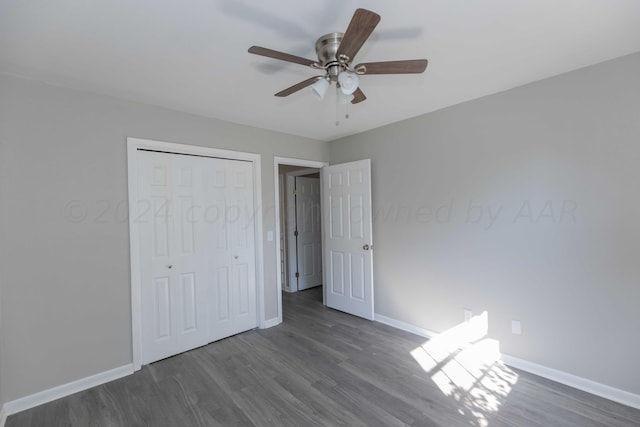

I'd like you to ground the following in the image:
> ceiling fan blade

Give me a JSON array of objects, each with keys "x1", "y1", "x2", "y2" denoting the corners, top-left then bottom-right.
[
  {"x1": 275, "y1": 76, "x2": 323, "y2": 97},
  {"x1": 351, "y1": 87, "x2": 367, "y2": 104},
  {"x1": 355, "y1": 59, "x2": 428, "y2": 75},
  {"x1": 248, "y1": 46, "x2": 318, "y2": 67},
  {"x1": 337, "y1": 9, "x2": 381, "y2": 62}
]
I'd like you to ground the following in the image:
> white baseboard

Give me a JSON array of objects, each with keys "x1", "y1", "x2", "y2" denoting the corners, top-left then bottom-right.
[
  {"x1": 373, "y1": 313, "x2": 640, "y2": 410},
  {"x1": 261, "y1": 317, "x2": 281, "y2": 329},
  {"x1": 374, "y1": 313, "x2": 437, "y2": 339},
  {"x1": 1, "y1": 363, "x2": 134, "y2": 423},
  {"x1": 501, "y1": 354, "x2": 640, "y2": 410}
]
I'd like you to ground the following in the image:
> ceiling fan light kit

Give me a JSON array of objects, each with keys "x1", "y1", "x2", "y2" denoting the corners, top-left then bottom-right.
[
  {"x1": 248, "y1": 8, "x2": 428, "y2": 116},
  {"x1": 338, "y1": 70, "x2": 359, "y2": 95},
  {"x1": 310, "y1": 77, "x2": 330, "y2": 100}
]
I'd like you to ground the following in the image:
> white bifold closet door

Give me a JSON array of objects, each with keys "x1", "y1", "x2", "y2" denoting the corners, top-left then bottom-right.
[
  {"x1": 205, "y1": 157, "x2": 257, "y2": 342},
  {"x1": 137, "y1": 150, "x2": 256, "y2": 365}
]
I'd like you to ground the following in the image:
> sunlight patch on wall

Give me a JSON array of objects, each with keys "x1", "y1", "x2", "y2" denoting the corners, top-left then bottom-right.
[{"x1": 410, "y1": 312, "x2": 518, "y2": 427}]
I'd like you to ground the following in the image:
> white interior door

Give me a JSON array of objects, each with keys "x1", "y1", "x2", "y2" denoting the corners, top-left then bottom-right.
[
  {"x1": 285, "y1": 176, "x2": 297, "y2": 291},
  {"x1": 322, "y1": 159, "x2": 374, "y2": 320},
  {"x1": 138, "y1": 151, "x2": 257, "y2": 364},
  {"x1": 138, "y1": 151, "x2": 209, "y2": 364},
  {"x1": 295, "y1": 176, "x2": 322, "y2": 290}
]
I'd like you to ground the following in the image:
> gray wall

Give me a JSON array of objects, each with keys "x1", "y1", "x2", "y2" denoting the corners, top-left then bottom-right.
[
  {"x1": 1, "y1": 51, "x2": 638, "y2": 405},
  {"x1": 330, "y1": 53, "x2": 640, "y2": 394},
  {"x1": 0, "y1": 279, "x2": 3, "y2": 410},
  {"x1": 0, "y1": 74, "x2": 328, "y2": 402},
  {"x1": 0, "y1": 76, "x2": 8, "y2": 410}
]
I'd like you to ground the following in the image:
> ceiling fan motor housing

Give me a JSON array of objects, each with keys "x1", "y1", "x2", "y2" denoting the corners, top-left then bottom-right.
[{"x1": 315, "y1": 32, "x2": 344, "y2": 81}]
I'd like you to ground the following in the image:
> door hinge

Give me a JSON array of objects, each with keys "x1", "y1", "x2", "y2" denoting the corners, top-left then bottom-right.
[
  {"x1": 295, "y1": 272, "x2": 299, "y2": 278},
  {"x1": 293, "y1": 189, "x2": 298, "y2": 196},
  {"x1": 294, "y1": 230, "x2": 298, "y2": 237}
]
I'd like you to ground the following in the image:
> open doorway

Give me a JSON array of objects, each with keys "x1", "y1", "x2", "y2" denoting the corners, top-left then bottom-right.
[
  {"x1": 274, "y1": 157, "x2": 374, "y2": 323},
  {"x1": 274, "y1": 157, "x2": 328, "y2": 323},
  {"x1": 280, "y1": 165, "x2": 322, "y2": 293}
]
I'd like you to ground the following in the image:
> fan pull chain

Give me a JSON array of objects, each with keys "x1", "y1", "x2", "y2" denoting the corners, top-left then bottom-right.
[
  {"x1": 335, "y1": 85, "x2": 340, "y2": 126},
  {"x1": 335, "y1": 84, "x2": 353, "y2": 125}
]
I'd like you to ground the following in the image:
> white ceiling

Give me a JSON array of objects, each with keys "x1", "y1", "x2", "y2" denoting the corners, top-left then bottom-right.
[{"x1": 1, "y1": 0, "x2": 639, "y2": 141}]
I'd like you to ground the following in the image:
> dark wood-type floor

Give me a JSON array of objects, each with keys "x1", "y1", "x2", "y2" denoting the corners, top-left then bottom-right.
[{"x1": 7, "y1": 287, "x2": 640, "y2": 426}]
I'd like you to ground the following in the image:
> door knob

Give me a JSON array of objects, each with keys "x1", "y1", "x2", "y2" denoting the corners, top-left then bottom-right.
[{"x1": 363, "y1": 244, "x2": 370, "y2": 251}]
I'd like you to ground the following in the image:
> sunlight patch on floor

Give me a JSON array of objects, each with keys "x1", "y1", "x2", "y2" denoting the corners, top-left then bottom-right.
[{"x1": 410, "y1": 312, "x2": 518, "y2": 427}]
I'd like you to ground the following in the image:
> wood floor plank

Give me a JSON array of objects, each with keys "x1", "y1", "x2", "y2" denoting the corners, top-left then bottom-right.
[{"x1": 6, "y1": 287, "x2": 640, "y2": 427}]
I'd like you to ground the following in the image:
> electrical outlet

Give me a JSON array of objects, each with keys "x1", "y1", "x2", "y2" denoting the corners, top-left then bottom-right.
[
  {"x1": 464, "y1": 309, "x2": 473, "y2": 322},
  {"x1": 511, "y1": 320, "x2": 522, "y2": 335}
]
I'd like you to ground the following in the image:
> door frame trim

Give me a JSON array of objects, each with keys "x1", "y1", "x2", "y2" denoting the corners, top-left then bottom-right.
[
  {"x1": 127, "y1": 137, "x2": 265, "y2": 371},
  {"x1": 273, "y1": 157, "x2": 328, "y2": 323}
]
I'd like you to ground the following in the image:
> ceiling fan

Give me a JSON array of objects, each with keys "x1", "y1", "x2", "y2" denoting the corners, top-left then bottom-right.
[{"x1": 248, "y1": 8, "x2": 428, "y2": 104}]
